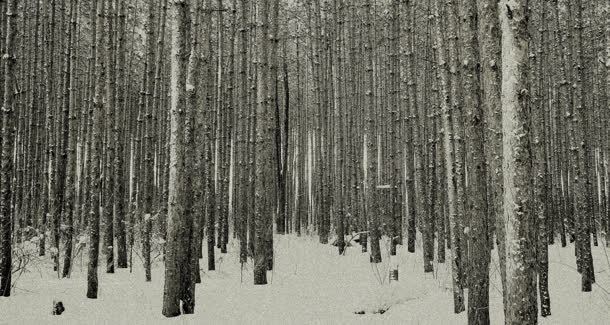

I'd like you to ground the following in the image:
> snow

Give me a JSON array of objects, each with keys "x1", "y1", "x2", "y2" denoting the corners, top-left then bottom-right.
[
  {"x1": 1, "y1": 235, "x2": 609, "y2": 324},
  {"x1": 49, "y1": 247, "x2": 59, "y2": 256}
]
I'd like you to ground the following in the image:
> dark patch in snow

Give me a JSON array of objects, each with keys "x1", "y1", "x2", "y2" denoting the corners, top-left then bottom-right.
[{"x1": 52, "y1": 300, "x2": 65, "y2": 315}]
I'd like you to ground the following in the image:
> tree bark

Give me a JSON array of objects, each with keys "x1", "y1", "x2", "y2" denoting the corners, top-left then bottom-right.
[
  {"x1": 0, "y1": 0, "x2": 18, "y2": 297},
  {"x1": 253, "y1": 0, "x2": 272, "y2": 285},
  {"x1": 434, "y1": 0, "x2": 464, "y2": 313},
  {"x1": 87, "y1": 0, "x2": 106, "y2": 300},
  {"x1": 459, "y1": 0, "x2": 490, "y2": 322},
  {"x1": 162, "y1": 0, "x2": 195, "y2": 317},
  {"x1": 500, "y1": 1, "x2": 538, "y2": 323}
]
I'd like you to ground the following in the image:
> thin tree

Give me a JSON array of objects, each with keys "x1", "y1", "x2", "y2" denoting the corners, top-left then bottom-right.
[
  {"x1": 87, "y1": 0, "x2": 106, "y2": 300},
  {"x1": 434, "y1": 0, "x2": 464, "y2": 313},
  {"x1": 0, "y1": 0, "x2": 18, "y2": 297},
  {"x1": 254, "y1": 0, "x2": 273, "y2": 285}
]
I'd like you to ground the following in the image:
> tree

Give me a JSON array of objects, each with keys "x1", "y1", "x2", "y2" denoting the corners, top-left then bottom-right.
[
  {"x1": 500, "y1": 0, "x2": 538, "y2": 323},
  {"x1": 141, "y1": 0, "x2": 158, "y2": 282},
  {"x1": 388, "y1": 0, "x2": 401, "y2": 260},
  {"x1": 459, "y1": 0, "x2": 490, "y2": 321},
  {"x1": 254, "y1": 0, "x2": 273, "y2": 285},
  {"x1": 62, "y1": 0, "x2": 78, "y2": 278},
  {"x1": 531, "y1": 0, "x2": 551, "y2": 316},
  {"x1": 478, "y1": 0, "x2": 506, "y2": 313},
  {"x1": 570, "y1": 0, "x2": 595, "y2": 293},
  {"x1": 363, "y1": 0, "x2": 381, "y2": 264},
  {"x1": 162, "y1": 0, "x2": 196, "y2": 317},
  {"x1": 87, "y1": 0, "x2": 106, "y2": 300},
  {"x1": 114, "y1": 0, "x2": 129, "y2": 269},
  {"x1": 0, "y1": 0, "x2": 18, "y2": 298},
  {"x1": 434, "y1": 0, "x2": 464, "y2": 313},
  {"x1": 103, "y1": 0, "x2": 116, "y2": 275},
  {"x1": 237, "y1": 0, "x2": 250, "y2": 263}
]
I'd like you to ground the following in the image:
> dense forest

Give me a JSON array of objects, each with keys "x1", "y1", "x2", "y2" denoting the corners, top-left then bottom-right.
[{"x1": 0, "y1": 0, "x2": 609, "y2": 324}]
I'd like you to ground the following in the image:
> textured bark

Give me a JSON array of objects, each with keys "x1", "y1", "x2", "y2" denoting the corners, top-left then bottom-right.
[
  {"x1": 553, "y1": 0, "x2": 571, "y2": 247},
  {"x1": 500, "y1": 1, "x2": 538, "y2": 323},
  {"x1": 43, "y1": 0, "x2": 58, "y2": 264},
  {"x1": 103, "y1": 0, "x2": 116, "y2": 274},
  {"x1": 189, "y1": 0, "x2": 204, "y2": 285},
  {"x1": 202, "y1": 0, "x2": 216, "y2": 272},
  {"x1": 162, "y1": 0, "x2": 195, "y2": 317},
  {"x1": 387, "y1": 0, "x2": 401, "y2": 259},
  {"x1": 141, "y1": 0, "x2": 158, "y2": 282},
  {"x1": 0, "y1": 0, "x2": 18, "y2": 297},
  {"x1": 606, "y1": 0, "x2": 610, "y2": 247},
  {"x1": 446, "y1": 0, "x2": 467, "y2": 285},
  {"x1": 414, "y1": 1, "x2": 431, "y2": 274},
  {"x1": 570, "y1": 0, "x2": 595, "y2": 292},
  {"x1": 363, "y1": 0, "x2": 381, "y2": 264},
  {"x1": 254, "y1": 0, "x2": 272, "y2": 285},
  {"x1": 62, "y1": 0, "x2": 78, "y2": 279},
  {"x1": 214, "y1": 0, "x2": 229, "y2": 255},
  {"x1": 237, "y1": 0, "x2": 249, "y2": 263},
  {"x1": 114, "y1": 0, "x2": 128, "y2": 269},
  {"x1": 401, "y1": 1, "x2": 416, "y2": 254},
  {"x1": 153, "y1": 0, "x2": 170, "y2": 260},
  {"x1": 87, "y1": 0, "x2": 106, "y2": 300},
  {"x1": 295, "y1": 33, "x2": 306, "y2": 237},
  {"x1": 265, "y1": 0, "x2": 277, "y2": 269},
  {"x1": 478, "y1": 0, "x2": 506, "y2": 313},
  {"x1": 459, "y1": 0, "x2": 490, "y2": 322},
  {"x1": 434, "y1": 0, "x2": 464, "y2": 313},
  {"x1": 332, "y1": 0, "x2": 346, "y2": 255},
  {"x1": 272, "y1": 0, "x2": 286, "y2": 237},
  {"x1": 531, "y1": 0, "x2": 550, "y2": 316}
]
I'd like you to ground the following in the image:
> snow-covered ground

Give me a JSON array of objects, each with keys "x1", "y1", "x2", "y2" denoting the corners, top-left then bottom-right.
[{"x1": 1, "y1": 234, "x2": 609, "y2": 324}]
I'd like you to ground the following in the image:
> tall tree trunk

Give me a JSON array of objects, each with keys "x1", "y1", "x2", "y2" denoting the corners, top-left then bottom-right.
[
  {"x1": 571, "y1": 0, "x2": 594, "y2": 292},
  {"x1": 254, "y1": 0, "x2": 273, "y2": 284},
  {"x1": 62, "y1": 0, "x2": 78, "y2": 278},
  {"x1": 162, "y1": 0, "x2": 195, "y2": 317},
  {"x1": 87, "y1": 0, "x2": 106, "y2": 300},
  {"x1": 237, "y1": 0, "x2": 250, "y2": 263},
  {"x1": 500, "y1": 1, "x2": 538, "y2": 323},
  {"x1": 114, "y1": 0, "x2": 128, "y2": 269},
  {"x1": 531, "y1": 0, "x2": 551, "y2": 316},
  {"x1": 388, "y1": 0, "x2": 401, "y2": 261},
  {"x1": 0, "y1": 0, "x2": 18, "y2": 297},
  {"x1": 434, "y1": 0, "x2": 464, "y2": 313},
  {"x1": 364, "y1": 0, "x2": 381, "y2": 264},
  {"x1": 103, "y1": 0, "x2": 116, "y2": 275},
  {"x1": 478, "y1": 0, "x2": 506, "y2": 314},
  {"x1": 459, "y1": 0, "x2": 490, "y2": 322},
  {"x1": 141, "y1": 0, "x2": 158, "y2": 282}
]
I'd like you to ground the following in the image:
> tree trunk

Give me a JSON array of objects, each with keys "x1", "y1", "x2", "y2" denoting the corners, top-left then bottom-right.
[
  {"x1": 87, "y1": 0, "x2": 106, "y2": 300},
  {"x1": 0, "y1": 0, "x2": 18, "y2": 297},
  {"x1": 434, "y1": 0, "x2": 464, "y2": 313},
  {"x1": 459, "y1": 0, "x2": 490, "y2": 322},
  {"x1": 62, "y1": 0, "x2": 78, "y2": 279},
  {"x1": 364, "y1": 0, "x2": 381, "y2": 264},
  {"x1": 253, "y1": 0, "x2": 273, "y2": 285},
  {"x1": 114, "y1": 0, "x2": 128, "y2": 269},
  {"x1": 478, "y1": 0, "x2": 506, "y2": 314},
  {"x1": 162, "y1": 0, "x2": 195, "y2": 317},
  {"x1": 570, "y1": 0, "x2": 594, "y2": 292},
  {"x1": 500, "y1": 1, "x2": 538, "y2": 323}
]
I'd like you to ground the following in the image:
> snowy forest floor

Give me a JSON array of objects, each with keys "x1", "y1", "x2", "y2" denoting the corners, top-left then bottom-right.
[{"x1": 1, "y1": 234, "x2": 610, "y2": 324}]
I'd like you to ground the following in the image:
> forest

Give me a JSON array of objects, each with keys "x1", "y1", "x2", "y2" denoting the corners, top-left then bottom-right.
[{"x1": 0, "y1": 0, "x2": 609, "y2": 324}]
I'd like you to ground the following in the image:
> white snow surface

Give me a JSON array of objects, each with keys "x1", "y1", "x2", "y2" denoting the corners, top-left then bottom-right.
[{"x1": 1, "y1": 235, "x2": 609, "y2": 324}]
